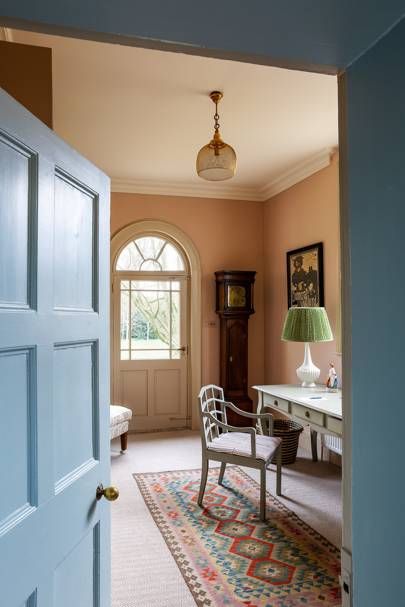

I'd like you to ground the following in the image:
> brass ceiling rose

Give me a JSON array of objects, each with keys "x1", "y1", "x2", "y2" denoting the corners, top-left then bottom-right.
[{"x1": 196, "y1": 90, "x2": 237, "y2": 181}]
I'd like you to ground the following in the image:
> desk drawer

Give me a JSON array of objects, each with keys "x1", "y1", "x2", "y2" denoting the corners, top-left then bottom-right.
[
  {"x1": 263, "y1": 394, "x2": 289, "y2": 413},
  {"x1": 291, "y1": 403, "x2": 324, "y2": 426},
  {"x1": 326, "y1": 416, "x2": 342, "y2": 435}
]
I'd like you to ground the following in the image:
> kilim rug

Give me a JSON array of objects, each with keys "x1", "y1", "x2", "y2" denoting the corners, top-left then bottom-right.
[{"x1": 134, "y1": 466, "x2": 341, "y2": 607}]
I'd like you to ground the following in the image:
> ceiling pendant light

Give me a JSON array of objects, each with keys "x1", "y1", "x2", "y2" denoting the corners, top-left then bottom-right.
[{"x1": 196, "y1": 91, "x2": 237, "y2": 181}]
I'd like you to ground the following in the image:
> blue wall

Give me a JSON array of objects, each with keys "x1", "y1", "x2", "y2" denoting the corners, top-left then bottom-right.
[{"x1": 346, "y1": 16, "x2": 405, "y2": 606}]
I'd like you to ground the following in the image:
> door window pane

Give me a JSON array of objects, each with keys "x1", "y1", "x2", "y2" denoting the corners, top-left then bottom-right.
[
  {"x1": 120, "y1": 279, "x2": 182, "y2": 360},
  {"x1": 120, "y1": 290, "x2": 130, "y2": 351},
  {"x1": 116, "y1": 236, "x2": 185, "y2": 272},
  {"x1": 171, "y1": 291, "x2": 180, "y2": 349},
  {"x1": 116, "y1": 241, "x2": 143, "y2": 271},
  {"x1": 140, "y1": 259, "x2": 162, "y2": 272},
  {"x1": 159, "y1": 243, "x2": 185, "y2": 271},
  {"x1": 135, "y1": 236, "x2": 165, "y2": 259}
]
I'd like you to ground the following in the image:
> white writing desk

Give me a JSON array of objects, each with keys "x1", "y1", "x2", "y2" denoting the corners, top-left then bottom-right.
[{"x1": 252, "y1": 385, "x2": 342, "y2": 462}]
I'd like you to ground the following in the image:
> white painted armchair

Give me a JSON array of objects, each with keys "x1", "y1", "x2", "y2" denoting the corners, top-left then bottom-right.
[{"x1": 198, "y1": 385, "x2": 282, "y2": 521}]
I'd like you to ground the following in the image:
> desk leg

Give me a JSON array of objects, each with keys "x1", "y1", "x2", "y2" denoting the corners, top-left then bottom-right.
[
  {"x1": 310, "y1": 429, "x2": 318, "y2": 462},
  {"x1": 256, "y1": 391, "x2": 264, "y2": 435}
]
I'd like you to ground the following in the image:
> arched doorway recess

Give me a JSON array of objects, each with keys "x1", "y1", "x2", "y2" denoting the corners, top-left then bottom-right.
[{"x1": 111, "y1": 220, "x2": 202, "y2": 431}]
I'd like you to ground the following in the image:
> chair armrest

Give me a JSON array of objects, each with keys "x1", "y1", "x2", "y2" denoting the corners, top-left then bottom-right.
[
  {"x1": 217, "y1": 399, "x2": 272, "y2": 420},
  {"x1": 216, "y1": 399, "x2": 274, "y2": 435},
  {"x1": 202, "y1": 410, "x2": 257, "y2": 457}
]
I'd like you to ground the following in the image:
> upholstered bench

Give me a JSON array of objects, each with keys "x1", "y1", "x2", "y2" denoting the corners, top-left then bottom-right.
[{"x1": 110, "y1": 405, "x2": 132, "y2": 452}]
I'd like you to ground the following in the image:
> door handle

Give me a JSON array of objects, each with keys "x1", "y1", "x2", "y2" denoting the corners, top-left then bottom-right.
[{"x1": 96, "y1": 484, "x2": 119, "y2": 501}]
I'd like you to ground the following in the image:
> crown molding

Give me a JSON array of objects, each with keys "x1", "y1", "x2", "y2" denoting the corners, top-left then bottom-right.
[
  {"x1": 111, "y1": 147, "x2": 336, "y2": 202},
  {"x1": 111, "y1": 177, "x2": 260, "y2": 201},
  {"x1": 0, "y1": 27, "x2": 13, "y2": 42},
  {"x1": 260, "y1": 147, "x2": 335, "y2": 200}
]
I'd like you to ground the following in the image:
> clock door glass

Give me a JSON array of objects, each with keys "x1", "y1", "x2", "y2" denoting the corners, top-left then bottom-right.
[{"x1": 227, "y1": 285, "x2": 246, "y2": 308}]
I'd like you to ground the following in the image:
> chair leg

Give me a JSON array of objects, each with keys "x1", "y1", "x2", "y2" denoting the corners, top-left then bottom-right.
[
  {"x1": 120, "y1": 431, "x2": 128, "y2": 452},
  {"x1": 218, "y1": 462, "x2": 226, "y2": 485},
  {"x1": 260, "y1": 466, "x2": 267, "y2": 522},
  {"x1": 276, "y1": 446, "x2": 282, "y2": 496},
  {"x1": 198, "y1": 457, "x2": 209, "y2": 507}
]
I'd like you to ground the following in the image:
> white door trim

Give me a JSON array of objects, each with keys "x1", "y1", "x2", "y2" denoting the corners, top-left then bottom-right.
[{"x1": 111, "y1": 219, "x2": 202, "y2": 430}]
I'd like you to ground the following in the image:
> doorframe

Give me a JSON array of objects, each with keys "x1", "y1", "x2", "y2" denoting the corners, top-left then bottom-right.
[
  {"x1": 4, "y1": 17, "x2": 351, "y2": 575},
  {"x1": 110, "y1": 219, "x2": 202, "y2": 430}
]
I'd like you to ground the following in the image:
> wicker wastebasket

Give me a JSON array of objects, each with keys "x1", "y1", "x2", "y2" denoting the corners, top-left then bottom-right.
[{"x1": 272, "y1": 419, "x2": 303, "y2": 465}]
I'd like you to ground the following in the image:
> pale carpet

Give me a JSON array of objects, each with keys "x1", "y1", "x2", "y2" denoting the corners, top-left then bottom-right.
[{"x1": 111, "y1": 430, "x2": 342, "y2": 607}]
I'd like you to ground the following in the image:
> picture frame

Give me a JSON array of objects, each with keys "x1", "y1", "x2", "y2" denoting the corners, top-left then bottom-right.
[{"x1": 286, "y1": 242, "x2": 324, "y2": 308}]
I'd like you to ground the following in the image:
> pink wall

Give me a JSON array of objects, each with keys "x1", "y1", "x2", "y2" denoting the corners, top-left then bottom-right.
[
  {"x1": 111, "y1": 156, "x2": 340, "y2": 397},
  {"x1": 111, "y1": 193, "x2": 265, "y2": 397},
  {"x1": 263, "y1": 153, "x2": 341, "y2": 385}
]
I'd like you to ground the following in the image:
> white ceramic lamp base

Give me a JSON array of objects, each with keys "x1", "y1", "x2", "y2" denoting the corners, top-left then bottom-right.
[{"x1": 296, "y1": 342, "x2": 320, "y2": 387}]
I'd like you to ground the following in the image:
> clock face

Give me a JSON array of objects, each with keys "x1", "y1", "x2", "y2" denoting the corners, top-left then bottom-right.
[{"x1": 227, "y1": 285, "x2": 246, "y2": 308}]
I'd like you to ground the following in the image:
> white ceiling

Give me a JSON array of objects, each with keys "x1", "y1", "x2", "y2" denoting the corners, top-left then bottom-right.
[{"x1": 11, "y1": 29, "x2": 338, "y2": 200}]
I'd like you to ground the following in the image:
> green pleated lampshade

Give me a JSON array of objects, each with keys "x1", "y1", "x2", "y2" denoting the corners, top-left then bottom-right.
[{"x1": 281, "y1": 307, "x2": 333, "y2": 342}]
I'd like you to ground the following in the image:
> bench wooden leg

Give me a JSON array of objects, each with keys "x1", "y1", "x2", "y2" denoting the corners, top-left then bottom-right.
[{"x1": 120, "y1": 431, "x2": 128, "y2": 452}]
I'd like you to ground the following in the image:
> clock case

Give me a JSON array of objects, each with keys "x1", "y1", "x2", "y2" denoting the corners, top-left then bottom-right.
[{"x1": 215, "y1": 270, "x2": 256, "y2": 426}]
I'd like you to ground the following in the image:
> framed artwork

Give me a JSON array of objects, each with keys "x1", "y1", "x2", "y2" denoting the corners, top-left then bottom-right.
[{"x1": 286, "y1": 242, "x2": 324, "y2": 308}]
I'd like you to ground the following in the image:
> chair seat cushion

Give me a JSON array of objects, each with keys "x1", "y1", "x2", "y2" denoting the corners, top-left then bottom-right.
[
  {"x1": 208, "y1": 432, "x2": 281, "y2": 461},
  {"x1": 110, "y1": 404, "x2": 132, "y2": 426}
]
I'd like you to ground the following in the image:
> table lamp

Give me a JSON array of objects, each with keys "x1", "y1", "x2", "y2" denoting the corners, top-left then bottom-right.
[{"x1": 281, "y1": 307, "x2": 333, "y2": 387}]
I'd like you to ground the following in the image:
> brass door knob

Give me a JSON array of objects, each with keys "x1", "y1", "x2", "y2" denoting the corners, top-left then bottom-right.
[{"x1": 96, "y1": 484, "x2": 119, "y2": 501}]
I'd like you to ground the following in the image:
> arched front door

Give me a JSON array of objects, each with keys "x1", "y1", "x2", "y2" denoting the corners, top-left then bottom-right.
[{"x1": 112, "y1": 234, "x2": 189, "y2": 431}]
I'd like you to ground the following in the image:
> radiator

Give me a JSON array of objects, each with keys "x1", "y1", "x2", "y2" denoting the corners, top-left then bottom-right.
[{"x1": 323, "y1": 434, "x2": 343, "y2": 455}]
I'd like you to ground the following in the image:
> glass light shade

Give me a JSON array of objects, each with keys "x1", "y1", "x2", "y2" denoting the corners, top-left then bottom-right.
[
  {"x1": 196, "y1": 141, "x2": 237, "y2": 181},
  {"x1": 281, "y1": 307, "x2": 333, "y2": 343}
]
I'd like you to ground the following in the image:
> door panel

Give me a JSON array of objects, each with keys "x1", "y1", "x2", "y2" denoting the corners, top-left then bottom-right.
[
  {"x1": 53, "y1": 342, "x2": 97, "y2": 491},
  {"x1": 113, "y1": 273, "x2": 188, "y2": 431},
  {"x1": 53, "y1": 525, "x2": 99, "y2": 607},
  {"x1": 120, "y1": 369, "x2": 148, "y2": 416},
  {"x1": 0, "y1": 131, "x2": 36, "y2": 309},
  {"x1": 153, "y1": 368, "x2": 182, "y2": 415},
  {"x1": 0, "y1": 88, "x2": 110, "y2": 607},
  {"x1": 0, "y1": 347, "x2": 36, "y2": 530},
  {"x1": 53, "y1": 169, "x2": 97, "y2": 312}
]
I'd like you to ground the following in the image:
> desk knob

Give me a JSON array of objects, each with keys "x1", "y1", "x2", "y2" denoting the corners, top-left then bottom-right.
[{"x1": 305, "y1": 411, "x2": 310, "y2": 418}]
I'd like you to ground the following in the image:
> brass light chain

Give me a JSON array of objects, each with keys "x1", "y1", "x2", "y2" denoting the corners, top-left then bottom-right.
[{"x1": 214, "y1": 100, "x2": 220, "y2": 133}]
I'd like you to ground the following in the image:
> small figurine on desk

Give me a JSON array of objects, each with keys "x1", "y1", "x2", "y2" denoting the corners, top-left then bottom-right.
[{"x1": 326, "y1": 362, "x2": 339, "y2": 391}]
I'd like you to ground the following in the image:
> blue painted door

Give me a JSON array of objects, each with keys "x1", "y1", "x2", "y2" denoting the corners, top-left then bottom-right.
[{"x1": 0, "y1": 88, "x2": 111, "y2": 607}]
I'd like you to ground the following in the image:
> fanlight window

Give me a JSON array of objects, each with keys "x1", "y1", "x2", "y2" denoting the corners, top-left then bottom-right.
[{"x1": 116, "y1": 236, "x2": 185, "y2": 272}]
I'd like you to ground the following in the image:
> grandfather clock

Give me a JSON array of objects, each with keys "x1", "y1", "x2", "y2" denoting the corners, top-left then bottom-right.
[{"x1": 215, "y1": 270, "x2": 256, "y2": 426}]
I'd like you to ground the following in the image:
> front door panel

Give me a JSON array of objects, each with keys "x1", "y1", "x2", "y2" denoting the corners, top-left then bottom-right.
[
  {"x1": 0, "y1": 88, "x2": 110, "y2": 607},
  {"x1": 113, "y1": 274, "x2": 188, "y2": 431}
]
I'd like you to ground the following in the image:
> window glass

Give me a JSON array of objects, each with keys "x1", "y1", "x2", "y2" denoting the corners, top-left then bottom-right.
[
  {"x1": 119, "y1": 279, "x2": 182, "y2": 361},
  {"x1": 116, "y1": 236, "x2": 184, "y2": 272}
]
